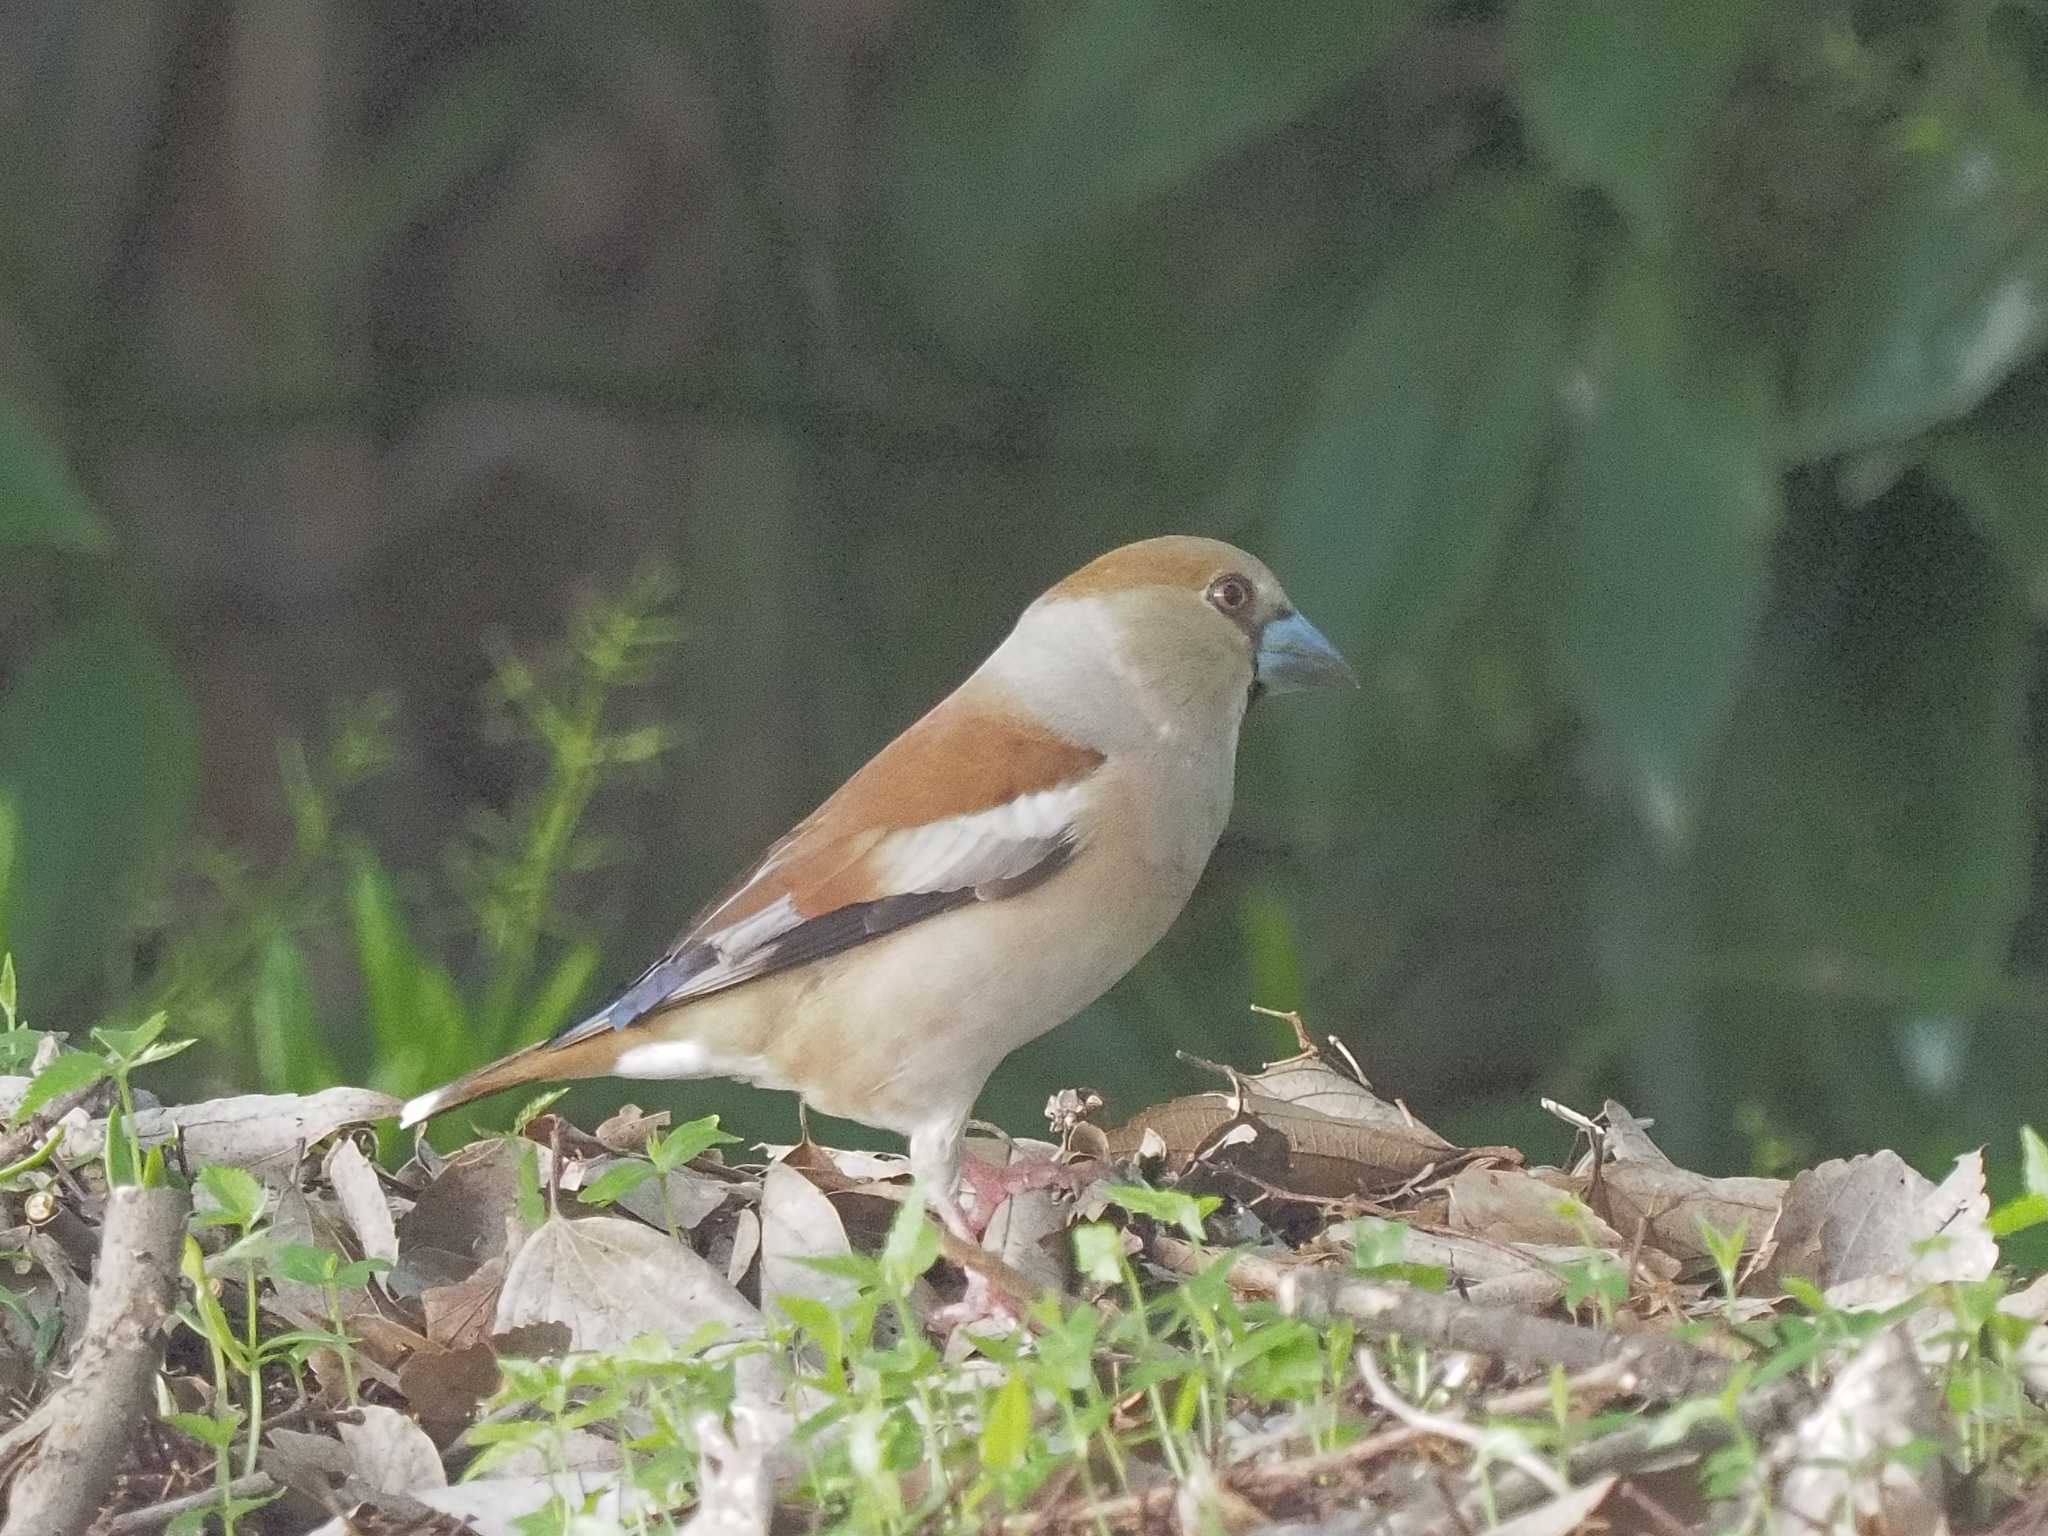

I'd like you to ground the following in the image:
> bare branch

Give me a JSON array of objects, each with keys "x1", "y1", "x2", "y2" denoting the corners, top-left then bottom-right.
[{"x1": 0, "y1": 1183, "x2": 191, "y2": 1536}]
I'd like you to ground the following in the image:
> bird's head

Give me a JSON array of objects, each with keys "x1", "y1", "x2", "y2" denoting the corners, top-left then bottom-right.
[{"x1": 986, "y1": 536, "x2": 1356, "y2": 749}]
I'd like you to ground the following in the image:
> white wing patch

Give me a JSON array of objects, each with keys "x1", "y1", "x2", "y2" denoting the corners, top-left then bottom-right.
[
  {"x1": 871, "y1": 784, "x2": 1091, "y2": 894},
  {"x1": 557, "y1": 780, "x2": 1094, "y2": 1043},
  {"x1": 709, "y1": 893, "x2": 802, "y2": 960}
]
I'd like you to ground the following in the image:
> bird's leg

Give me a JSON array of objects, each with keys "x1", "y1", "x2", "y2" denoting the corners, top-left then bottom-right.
[
  {"x1": 908, "y1": 1120, "x2": 975, "y2": 1239},
  {"x1": 909, "y1": 1120, "x2": 1026, "y2": 1330}
]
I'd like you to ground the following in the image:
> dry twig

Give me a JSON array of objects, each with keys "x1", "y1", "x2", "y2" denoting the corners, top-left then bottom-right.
[
  {"x1": 1351, "y1": 1348, "x2": 1571, "y2": 1498},
  {"x1": 0, "y1": 1183, "x2": 190, "y2": 1536},
  {"x1": 1149, "y1": 1236, "x2": 1732, "y2": 1406},
  {"x1": 101, "y1": 1473, "x2": 278, "y2": 1535}
]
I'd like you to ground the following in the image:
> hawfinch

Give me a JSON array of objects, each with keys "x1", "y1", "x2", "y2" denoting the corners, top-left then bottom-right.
[{"x1": 400, "y1": 536, "x2": 1354, "y2": 1232}]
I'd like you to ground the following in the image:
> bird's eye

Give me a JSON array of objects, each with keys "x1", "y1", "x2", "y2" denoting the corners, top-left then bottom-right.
[{"x1": 1207, "y1": 573, "x2": 1253, "y2": 615}]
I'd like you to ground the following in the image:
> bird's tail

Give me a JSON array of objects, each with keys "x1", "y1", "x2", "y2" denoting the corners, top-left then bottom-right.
[{"x1": 398, "y1": 1029, "x2": 631, "y2": 1129}]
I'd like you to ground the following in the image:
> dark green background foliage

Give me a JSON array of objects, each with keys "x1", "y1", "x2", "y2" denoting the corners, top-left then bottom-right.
[{"x1": 2, "y1": 0, "x2": 2046, "y2": 1176}]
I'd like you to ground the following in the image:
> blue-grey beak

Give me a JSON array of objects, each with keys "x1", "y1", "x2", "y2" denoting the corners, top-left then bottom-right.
[{"x1": 1255, "y1": 610, "x2": 1359, "y2": 693}]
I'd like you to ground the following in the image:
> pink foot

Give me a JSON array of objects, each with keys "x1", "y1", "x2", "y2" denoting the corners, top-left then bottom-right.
[
  {"x1": 928, "y1": 1268, "x2": 1027, "y2": 1334},
  {"x1": 958, "y1": 1152, "x2": 1092, "y2": 1237}
]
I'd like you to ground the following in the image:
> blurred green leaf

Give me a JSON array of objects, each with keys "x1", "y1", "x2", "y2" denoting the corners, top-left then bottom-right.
[
  {"x1": 1929, "y1": 375, "x2": 2048, "y2": 593},
  {"x1": 1697, "y1": 496, "x2": 2029, "y2": 1139},
  {"x1": 333, "y1": 47, "x2": 537, "y2": 277},
  {"x1": 514, "y1": 1139, "x2": 545, "y2": 1230},
  {"x1": 1102, "y1": 1182, "x2": 1219, "y2": 1242},
  {"x1": 980, "y1": 1373, "x2": 1031, "y2": 1472},
  {"x1": 1240, "y1": 884, "x2": 1304, "y2": 1017},
  {"x1": 649, "y1": 1113, "x2": 737, "y2": 1172},
  {"x1": 347, "y1": 847, "x2": 469, "y2": 1094},
  {"x1": 0, "y1": 391, "x2": 109, "y2": 551},
  {"x1": 889, "y1": 0, "x2": 1419, "y2": 353},
  {"x1": 1789, "y1": 52, "x2": 2048, "y2": 457},
  {"x1": 271, "y1": 1242, "x2": 340, "y2": 1287},
  {"x1": 1539, "y1": 250, "x2": 1783, "y2": 836},
  {"x1": 576, "y1": 1159, "x2": 655, "y2": 1208},
  {"x1": 92, "y1": 1012, "x2": 166, "y2": 1062},
  {"x1": 880, "y1": 1188, "x2": 940, "y2": 1290},
  {"x1": 252, "y1": 933, "x2": 339, "y2": 1097},
  {"x1": 522, "y1": 940, "x2": 601, "y2": 1044},
  {"x1": 1991, "y1": 1123, "x2": 2048, "y2": 1235},
  {"x1": 512, "y1": 1087, "x2": 570, "y2": 1133},
  {"x1": 1072, "y1": 1222, "x2": 1124, "y2": 1286},
  {"x1": 165, "y1": 1410, "x2": 240, "y2": 1452},
  {"x1": 0, "y1": 601, "x2": 197, "y2": 1006},
  {"x1": 1276, "y1": 173, "x2": 1582, "y2": 750},
  {"x1": 8, "y1": 1051, "x2": 107, "y2": 1127},
  {"x1": 1512, "y1": 0, "x2": 1769, "y2": 246},
  {"x1": 195, "y1": 1164, "x2": 267, "y2": 1231}
]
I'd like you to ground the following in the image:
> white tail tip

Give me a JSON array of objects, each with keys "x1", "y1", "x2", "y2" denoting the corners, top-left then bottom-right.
[{"x1": 398, "y1": 1086, "x2": 449, "y2": 1129}]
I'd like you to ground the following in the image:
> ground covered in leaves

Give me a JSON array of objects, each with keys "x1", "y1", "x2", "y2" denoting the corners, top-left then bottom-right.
[{"x1": 0, "y1": 1011, "x2": 2044, "y2": 1536}]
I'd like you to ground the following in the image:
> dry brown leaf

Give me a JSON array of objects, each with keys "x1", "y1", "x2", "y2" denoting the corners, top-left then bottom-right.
[
  {"x1": 262, "y1": 1425, "x2": 354, "y2": 1502},
  {"x1": 261, "y1": 1181, "x2": 358, "y2": 1320},
  {"x1": 392, "y1": 1139, "x2": 529, "y2": 1294},
  {"x1": 760, "y1": 1142, "x2": 911, "y2": 1184},
  {"x1": 397, "y1": 1320, "x2": 571, "y2": 1429},
  {"x1": 1760, "y1": 1150, "x2": 1995, "y2": 1305},
  {"x1": 306, "y1": 1471, "x2": 650, "y2": 1536},
  {"x1": 980, "y1": 1183, "x2": 1072, "y2": 1296},
  {"x1": 421, "y1": 1254, "x2": 506, "y2": 1351},
  {"x1": 1106, "y1": 1091, "x2": 1456, "y2": 1197},
  {"x1": 759, "y1": 1162, "x2": 858, "y2": 1319},
  {"x1": 593, "y1": 1104, "x2": 671, "y2": 1154},
  {"x1": 398, "y1": 1340, "x2": 502, "y2": 1427},
  {"x1": 493, "y1": 1213, "x2": 763, "y2": 1354},
  {"x1": 325, "y1": 1136, "x2": 400, "y2": 1267},
  {"x1": 725, "y1": 1207, "x2": 762, "y2": 1288},
  {"x1": 1572, "y1": 1100, "x2": 1785, "y2": 1268},
  {"x1": 1325, "y1": 1217, "x2": 1676, "y2": 1309},
  {"x1": 1448, "y1": 1167, "x2": 1620, "y2": 1248},
  {"x1": 338, "y1": 1403, "x2": 448, "y2": 1495},
  {"x1": 1597, "y1": 1100, "x2": 1671, "y2": 1165},
  {"x1": 1588, "y1": 1158, "x2": 1783, "y2": 1269},
  {"x1": 1245, "y1": 1041, "x2": 1452, "y2": 1149},
  {"x1": 0, "y1": 1237, "x2": 73, "y2": 1400},
  {"x1": 1490, "y1": 1475, "x2": 1618, "y2": 1536}
]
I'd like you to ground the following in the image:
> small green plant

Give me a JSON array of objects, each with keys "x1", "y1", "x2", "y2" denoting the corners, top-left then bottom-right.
[
  {"x1": 467, "y1": 1325, "x2": 752, "y2": 1527},
  {"x1": 5, "y1": 1006, "x2": 189, "y2": 1188},
  {"x1": 1698, "y1": 1214, "x2": 1750, "y2": 1319},
  {"x1": 171, "y1": 1164, "x2": 342, "y2": 1533},
  {"x1": 1556, "y1": 1250, "x2": 1629, "y2": 1329},
  {"x1": 1990, "y1": 1125, "x2": 2048, "y2": 1239},
  {"x1": 577, "y1": 1114, "x2": 740, "y2": 1238},
  {"x1": 1348, "y1": 1216, "x2": 1450, "y2": 1290},
  {"x1": 268, "y1": 1242, "x2": 390, "y2": 1406},
  {"x1": 0, "y1": 953, "x2": 35, "y2": 1072},
  {"x1": 70, "y1": 567, "x2": 682, "y2": 1115},
  {"x1": 349, "y1": 566, "x2": 684, "y2": 1111}
]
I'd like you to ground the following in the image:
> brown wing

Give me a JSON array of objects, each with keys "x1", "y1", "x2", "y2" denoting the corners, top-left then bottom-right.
[{"x1": 551, "y1": 695, "x2": 1104, "y2": 1044}]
